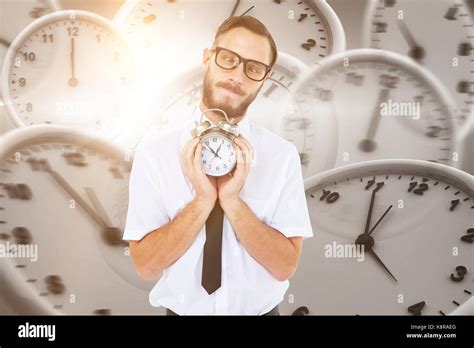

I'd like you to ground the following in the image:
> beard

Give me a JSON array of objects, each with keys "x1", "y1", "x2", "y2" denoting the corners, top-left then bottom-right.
[{"x1": 202, "y1": 69, "x2": 262, "y2": 120}]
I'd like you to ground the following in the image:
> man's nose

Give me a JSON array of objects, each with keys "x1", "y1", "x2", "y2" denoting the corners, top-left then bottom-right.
[{"x1": 228, "y1": 61, "x2": 245, "y2": 84}]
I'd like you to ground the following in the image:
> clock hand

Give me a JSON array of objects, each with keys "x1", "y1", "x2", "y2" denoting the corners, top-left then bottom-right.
[
  {"x1": 368, "y1": 204, "x2": 393, "y2": 236},
  {"x1": 48, "y1": 170, "x2": 124, "y2": 246},
  {"x1": 363, "y1": 189, "x2": 377, "y2": 235},
  {"x1": 229, "y1": 0, "x2": 240, "y2": 17},
  {"x1": 215, "y1": 144, "x2": 223, "y2": 156},
  {"x1": 397, "y1": 20, "x2": 425, "y2": 62},
  {"x1": 205, "y1": 144, "x2": 221, "y2": 159},
  {"x1": 84, "y1": 187, "x2": 127, "y2": 247},
  {"x1": 240, "y1": 5, "x2": 255, "y2": 16},
  {"x1": 69, "y1": 37, "x2": 78, "y2": 87},
  {"x1": 48, "y1": 170, "x2": 106, "y2": 228},
  {"x1": 359, "y1": 88, "x2": 390, "y2": 152},
  {"x1": 368, "y1": 248, "x2": 398, "y2": 282}
]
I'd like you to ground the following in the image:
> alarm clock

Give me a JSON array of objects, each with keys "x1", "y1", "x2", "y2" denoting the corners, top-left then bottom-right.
[{"x1": 191, "y1": 108, "x2": 240, "y2": 177}]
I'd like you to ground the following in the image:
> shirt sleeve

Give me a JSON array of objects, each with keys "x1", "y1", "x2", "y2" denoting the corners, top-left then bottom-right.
[
  {"x1": 123, "y1": 135, "x2": 170, "y2": 241},
  {"x1": 268, "y1": 144, "x2": 314, "y2": 239}
]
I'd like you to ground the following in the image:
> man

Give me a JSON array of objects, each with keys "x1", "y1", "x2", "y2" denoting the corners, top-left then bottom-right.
[{"x1": 123, "y1": 15, "x2": 313, "y2": 315}]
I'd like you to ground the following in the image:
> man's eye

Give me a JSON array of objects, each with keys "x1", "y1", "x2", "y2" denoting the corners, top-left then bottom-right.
[{"x1": 249, "y1": 66, "x2": 262, "y2": 74}]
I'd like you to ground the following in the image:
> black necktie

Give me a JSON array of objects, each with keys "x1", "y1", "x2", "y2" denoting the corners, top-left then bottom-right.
[{"x1": 201, "y1": 200, "x2": 224, "y2": 295}]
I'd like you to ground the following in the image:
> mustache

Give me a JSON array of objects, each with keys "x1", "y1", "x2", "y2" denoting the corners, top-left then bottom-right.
[{"x1": 216, "y1": 81, "x2": 245, "y2": 96}]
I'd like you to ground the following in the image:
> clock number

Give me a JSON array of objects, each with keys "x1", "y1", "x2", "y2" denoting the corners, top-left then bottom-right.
[
  {"x1": 373, "y1": 21, "x2": 387, "y2": 33},
  {"x1": 319, "y1": 189, "x2": 340, "y2": 203},
  {"x1": 2, "y1": 183, "x2": 33, "y2": 200},
  {"x1": 457, "y1": 42, "x2": 472, "y2": 56},
  {"x1": 346, "y1": 72, "x2": 364, "y2": 86},
  {"x1": 407, "y1": 181, "x2": 429, "y2": 195},
  {"x1": 298, "y1": 13, "x2": 308, "y2": 22},
  {"x1": 425, "y1": 125, "x2": 442, "y2": 138},
  {"x1": 461, "y1": 228, "x2": 474, "y2": 243},
  {"x1": 22, "y1": 52, "x2": 36, "y2": 62},
  {"x1": 26, "y1": 157, "x2": 51, "y2": 172},
  {"x1": 444, "y1": 7, "x2": 458, "y2": 21},
  {"x1": 62, "y1": 152, "x2": 88, "y2": 167},
  {"x1": 96, "y1": 33, "x2": 101, "y2": 43},
  {"x1": 449, "y1": 199, "x2": 460, "y2": 211},
  {"x1": 42, "y1": 33, "x2": 53, "y2": 43},
  {"x1": 301, "y1": 39, "x2": 316, "y2": 51},
  {"x1": 67, "y1": 27, "x2": 79, "y2": 37},
  {"x1": 45, "y1": 275, "x2": 66, "y2": 294},
  {"x1": 19, "y1": 77, "x2": 26, "y2": 87},
  {"x1": 379, "y1": 74, "x2": 399, "y2": 89},
  {"x1": 212, "y1": 137, "x2": 217, "y2": 142},
  {"x1": 365, "y1": 177, "x2": 384, "y2": 192},
  {"x1": 407, "y1": 301, "x2": 425, "y2": 316},
  {"x1": 456, "y1": 81, "x2": 471, "y2": 94},
  {"x1": 12, "y1": 227, "x2": 32, "y2": 244},
  {"x1": 450, "y1": 265, "x2": 467, "y2": 282},
  {"x1": 26, "y1": 103, "x2": 33, "y2": 112},
  {"x1": 313, "y1": 87, "x2": 333, "y2": 101}
]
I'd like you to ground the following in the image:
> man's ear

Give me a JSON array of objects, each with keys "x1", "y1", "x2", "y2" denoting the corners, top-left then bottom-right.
[{"x1": 202, "y1": 48, "x2": 212, "y2": 71}]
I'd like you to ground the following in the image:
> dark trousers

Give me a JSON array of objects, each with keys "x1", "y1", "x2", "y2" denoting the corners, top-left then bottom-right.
[{"x1": 166, "y1": 305, "x2": 279, "y2": 316}]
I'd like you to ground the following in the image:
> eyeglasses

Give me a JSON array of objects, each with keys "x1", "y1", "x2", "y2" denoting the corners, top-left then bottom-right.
[{"x1": 211, "y1": 46, "x2": 271, "y2": 82}]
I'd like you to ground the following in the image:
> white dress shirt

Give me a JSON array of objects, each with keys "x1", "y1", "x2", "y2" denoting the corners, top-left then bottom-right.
[{"x1": 123, "y1": 105, "x2": 313, "y2": 315}]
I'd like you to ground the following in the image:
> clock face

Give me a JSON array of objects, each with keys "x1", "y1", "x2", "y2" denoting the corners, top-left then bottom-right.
[
  {"x1": 1, "y1": 10, "x2": 134, "y2": 136},
  {"x1": 200, "y1": 133, "x2": 236, "y2": 176},
  {"x1": 279, "y1": 159, "x2": 473, "y2": 315},
  {"x1": 364, "y1": 0, "x2": 474, "y2": 131},
  {"x1": 0, "y1": 0, "x2": 59, "y2": 98},
  {"x1": 0, "y1": 126, "x2": 160, "y2": 315},
  {"x1": 291, "y1": 49, "x2": 461, "y2": 168}
]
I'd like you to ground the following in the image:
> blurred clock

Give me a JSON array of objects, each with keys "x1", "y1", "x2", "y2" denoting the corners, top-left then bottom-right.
[
  {"x1": 1, "y1": 10, "x2": 134, "y2": 136},
  {"x1": 0, "y1": 125, "x2": 161, "y2": 314},
  {"x1": 364, "y1": 0, "x2": 473, "y2": 131},
  {"x1": 290, "y1": 48, "x2": 463, "y2": 168},
  {"x1": 0, "y1": 0, "x2": 59, "y2": 98},
  {"x1": 279, "y1": 159, "x2": 473, "y2": 315}
]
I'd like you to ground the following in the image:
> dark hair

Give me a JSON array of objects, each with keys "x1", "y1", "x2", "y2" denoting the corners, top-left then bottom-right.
[{"x1": 213, "y1": 15, "x2": 278, "y2": 68}]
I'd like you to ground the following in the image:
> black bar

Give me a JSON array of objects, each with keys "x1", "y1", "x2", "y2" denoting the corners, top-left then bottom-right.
[{"x1": 0, "y1": 315, "x2": 472, "y2": 345}]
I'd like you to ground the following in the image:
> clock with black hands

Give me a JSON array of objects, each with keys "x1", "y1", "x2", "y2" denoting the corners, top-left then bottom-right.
[
  {"x1": 364, "y1": 0, "x2": 473, "y2": 132},
  {"x1": 290, "y1": 49, "x2": 464, "y2": 168},
  {"x1": 0, "y1": 125, "x2": 162, "y2": 314},
  {"x1": 279, "y1": 159, "x2": 473, "y2": 315}
]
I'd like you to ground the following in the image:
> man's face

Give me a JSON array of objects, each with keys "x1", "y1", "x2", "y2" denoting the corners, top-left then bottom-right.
[{"x1": 202, "y1": 27, "x2": 273, "y2": 119}]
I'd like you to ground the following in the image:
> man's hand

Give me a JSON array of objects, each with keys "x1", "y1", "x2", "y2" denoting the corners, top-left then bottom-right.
[
  {"x1": 217, "y1": 135, "x2": 254, "y2": 208},
  {"x1": 180, "y1": 137, "x2": 217, "y2": 209}
]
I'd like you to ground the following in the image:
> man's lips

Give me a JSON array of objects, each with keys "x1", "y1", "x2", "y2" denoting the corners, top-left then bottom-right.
[{"x1": 217, "y1": 82, "x2": 244, "y2": 96}]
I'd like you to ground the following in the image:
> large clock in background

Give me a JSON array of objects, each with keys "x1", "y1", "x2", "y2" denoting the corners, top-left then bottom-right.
[
  {"x1": 290, "y1": 48, "x2": 464, "y2": 168},
  {"x1": 0, "y1": 125, "x2": 161, "y2": 314},
  {"x1": 0, "y1": 0, "x2": 59, "y2": 99},
  {"x1": 280, "y1": 159, "x2": 473, "y2": 315},
  {"x1": 364, "y1": 0, "x2": 473, "y2": 131},
  {"x1": 1, "y1": 10, "x2": 135, "y2": 137}
]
